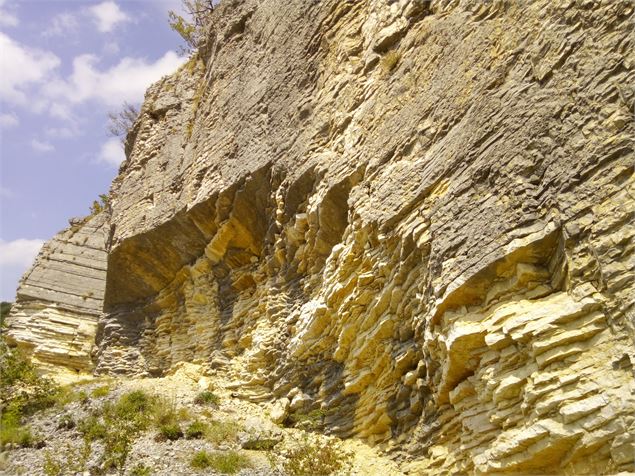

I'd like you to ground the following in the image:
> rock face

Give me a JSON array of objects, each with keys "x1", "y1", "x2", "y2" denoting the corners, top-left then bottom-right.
[
  {"x1": 8, "y1": 0, "x2": 635, "y2": 473},
  {"x1": 5, "y1": 214, "x2": 109, "y2": 382}
]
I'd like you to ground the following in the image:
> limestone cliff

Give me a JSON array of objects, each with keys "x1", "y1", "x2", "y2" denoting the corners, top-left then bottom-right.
[
  {"x1": 7, "y1": 0, "x2": 635, "y2": 473},
  {"x1": 5, "y1": 214, "x2": 109, "y2": 382}
]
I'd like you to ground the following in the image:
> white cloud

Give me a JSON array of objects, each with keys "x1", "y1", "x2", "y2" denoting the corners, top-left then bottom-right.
[
  {"x1": 31, "y1": 139, "x2": 54, "y2": 153},
  {"x1": 45, "y1": 51, "x2": 185, "y2": 107},
  {"x1": 103, "y1": 40, "x2": 120, "y2": 55},
  {"x1": 89, "y1": 1, "x2": 130, "y2": 33},
  {"x1": 0, "y1": 238, "x2": 44, "y2": 267},
  {"x1": 98, "y1": 138, "x2": 125, "y2": 166},
  {"x1": 0, "y1": 238, "x2": 45, "y2": 300},
  {"x1": 0, "y1": 186, "x2": 14, "y2": 198},
  {"x1": 0, "y1": 0, "x2": 18, "y2": 28},
  {"x1": 48, "y1": 102, "x2": 75, "y2": 121},
  {"x1": 0, "y1": 30, "x2": 184, "y2": 126},
  {"x1": 45, "y1": 125, "x2": 80, "y2": 139},
  {"x1": 0, "y1": 32, "x2": 60, "y2": 104},
  {"x1": 42, "y1": 12, "x2": 79, "y2": 37},
  {"x1": 0, "y1": 112, "x2": 18, "y2": 128}
]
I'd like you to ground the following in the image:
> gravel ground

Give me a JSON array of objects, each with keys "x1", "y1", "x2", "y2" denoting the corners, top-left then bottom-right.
[{"x1": 0, "y1": 364, "x2": 403, "y2": 476}]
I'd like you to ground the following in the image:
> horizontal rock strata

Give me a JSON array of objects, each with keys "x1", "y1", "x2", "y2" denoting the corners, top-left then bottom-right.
[
  {"x1": 5, "y1": 214, "x2": 109, "y2": 381},
  {"x1": 8, "y1": 0, "x2": 635, "y2": 473}
]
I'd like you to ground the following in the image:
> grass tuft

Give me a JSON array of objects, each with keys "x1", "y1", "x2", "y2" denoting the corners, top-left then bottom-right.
[
  {"x1": 205, "y1": 419, "x2": 240, "y2": 445},
  {"x1": 283, "y1": 437, "x2": 351, "y2": 476},
  {"x1": 194, "y1": 390, "x2": 220, "y2": 406},
  {"x1": 185, "y1": 420, "x2": 207, "y2": 439},
  {"x1": 190, "y1": 450, "x2": 251, "y2": 474},
  {"x1": 90, "y1": 385, "x2": 111, "y2": 398},
  {"x1": 157, "y1": 423, "x2": 183, "y2": 441}
]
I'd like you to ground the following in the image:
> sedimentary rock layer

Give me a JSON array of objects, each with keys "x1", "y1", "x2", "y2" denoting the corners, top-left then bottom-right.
[
  {"x1": 9, "y1": 0, "x2": 635, "y2": 473},
  {"x1": 6, "y1": 214, "x2": 109, "y2": 380}
]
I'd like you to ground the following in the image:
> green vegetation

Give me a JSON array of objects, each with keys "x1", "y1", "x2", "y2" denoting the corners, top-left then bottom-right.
[
  {"x1": 57, "y1": 413, "x2": 75, "y2": 430},
  {"x1": 283, "y1": 438, "x2": 351, "y2": 476},
  {"x1": 380, "y1": 50, "x2": 402, "y2": 76},
  {"x1": 107, "y1": 101, "x2": 139, "y2": 139},
  {"x1": 89, "y1": 193, "x2": 111, "y2": 216},
  {"x1": 0, "y1": 301, "x2": 12, "y2": 327},
  {"x1": 194, "y1": 390, "x2": 220, "y2": 406},
  {"x1": 168, "y1": 0, "x2": 215, "y2": 55},
  {"x1": 42, "y1": 441, "x2": 91, "y2": 476},
  {"x1": 190, "y1": 450, "x2": 251, "y2": 474},
  {"x1": 289, "y1": 408, "x2": 326, "y2": 431},
  {"x1": 185, "y1": 420, "x2": 207, "y2": 439},
  {"x1": 129, "y1": 463, "x2": 153, "y2": 476},
  {"x1": 157, "y1": 423, "x2": 183, "y2": 441},
  {"x1": 91, "y1": 384, "x2": 111, "y2": 398},
  {"x1": 0, "y1": 341, "x2": 56, "y2": 449},
  {"x1": 205, "y1": 419, "x2": 240, "y2": 445},
  {"x1": 75, "y1": 390, "x2": 158, "y2": 470},
  {"x1": 77, "y1": 415, "x2": 108, "y2": 441},
  {"x1": 0, "y1": 420, "x2": 36, "y2": 449}
]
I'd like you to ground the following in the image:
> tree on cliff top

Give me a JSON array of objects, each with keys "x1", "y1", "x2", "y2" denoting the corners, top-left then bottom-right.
[
  {"x1": 107, "y1": 102, "x2": 139, "y2": 140},
  {"x1": 169, "y1": 0, "x2": 215, "y2": 55}
]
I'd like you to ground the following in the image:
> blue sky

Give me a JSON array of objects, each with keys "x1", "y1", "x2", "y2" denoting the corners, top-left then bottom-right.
[{"x1": 0, "y1": 0, "x2": 189, "y2": 301}]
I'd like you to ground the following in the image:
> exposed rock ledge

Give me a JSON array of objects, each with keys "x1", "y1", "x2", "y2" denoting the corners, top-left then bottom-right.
[
  {"x1": 5, "y1": 213, "x2": 109, "y2": 383},
  {"x1": 7, "y1": 0, "x2": 635, "y2": 473}
]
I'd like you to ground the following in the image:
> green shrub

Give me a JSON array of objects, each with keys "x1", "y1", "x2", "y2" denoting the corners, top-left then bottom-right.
[
  {"x1": 194, "y1": 390, "x2": 220, "y2": 406},
  {"x1": 289, "y1": 408, "x2": 326, "y2": 431},
  {"x1": 129, "y1": 463, "x2": 153, "y2": 476},
  {"x1": 57, "y1": 413, "x2": 75, "y2": 430},
  {"x1": 0, "y1": 301, "x2": 11, "y2": 328},
  {"x1": 168, "y1": 0, "x2": 214, "y2": 55},
  {"x1": 43, "y1": 452, "x2": 62, "y2": 476},
  {"x1": 190, "y1": 450, "x2": 251, "y2": 474},
  {"x1": 205, "y1": 419, "x2": 240, "y2": 445},
  {"x1": 185, "y1": 420, "x2": 207, "y2": 439},
  {"x1": 191, "y1": 450, "x2": 213, "y2": 469},
  {"x1": 283, "y1": 438, "x2": 350, "y2": 476},
  {"x1": 0, "y1": 341, "x2": 39, "y2": 388},
  {"x1": 91, "y1": 385, "x2": 111, "y2": 398},
  {"x1": 157, "y1": 423, "x2": 183, "y2": 441},
  {"x1": 114, "y1": 390, "x2": 155, "y2": 418},
  {"x1": 152, "y1": 395, "x2": 179, "y2": 427},
  {"x1": 78, "y1": 415, "x2": 107, "y2": 441},
  {"x1": 0, "y1": 341, "x2": 58, "y2": 445},
  {"x1": 0, "y1": 415, "x2": 37, "y2": 449},
  {"x1": 42, "y1": 441, "x2": 91, "y2": 476},
  {"x1": 78, "y1": 390, "x2": 158, "y2": 471}
]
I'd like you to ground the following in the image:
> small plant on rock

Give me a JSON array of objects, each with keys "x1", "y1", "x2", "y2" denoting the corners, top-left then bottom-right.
[
  {"x1": 168, "y1": 0, "x2": 215, "y2": 55},
  {"x1": 185, "y1": 420, "x2": 207, "y2": 439},
  {"x1": 57, "y1": 413, "x2": 75, "y2": 430},
  {"x1": 78, "y1": 415, "x2": 108, "y2": 441},
  {"x1": 283, "y1": 437, "x2": 351, "y2": 476},
  {"x1": 129, "y1": 463, "x2": 153, "y2": 476},
  {"x1": 157, "y1": 423, "x2": 183, "y2": 441},
  {"x1": 289, "y1": 408, "x2": 326, "y2": 431},
  {"x1": 194, "y1": 390, "x2": 220, "y2": 406},
  {"x1": 190, "y1": 450, "x2": 251, "y2": 474},
  {"x1": 205, "y1": 419, "x2": 240, "y2": 445},
  {"x1": 91, "y1": 384, "x2": 111, "y2": 398}
]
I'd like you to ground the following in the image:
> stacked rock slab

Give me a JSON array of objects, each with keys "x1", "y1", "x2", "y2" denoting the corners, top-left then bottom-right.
[
  {"x1": 5, "y1": 213, "x2": 109, "y2": 382},
  {"x1": 9, "y1": 0, "x2": 635, "y2": 473}
]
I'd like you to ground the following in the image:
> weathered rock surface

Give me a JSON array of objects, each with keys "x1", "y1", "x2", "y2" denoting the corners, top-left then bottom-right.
[
  {"x1": 8, "y1": 0, "x2": 635, "y2": 473},
  {"x1": 5, "y1": 214, "x2": 109, "y2": 382}
]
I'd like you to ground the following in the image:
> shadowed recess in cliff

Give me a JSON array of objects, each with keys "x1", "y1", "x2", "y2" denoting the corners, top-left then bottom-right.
[{"x1": 104, "y1": 164, "x2": 274, "y2": 309}]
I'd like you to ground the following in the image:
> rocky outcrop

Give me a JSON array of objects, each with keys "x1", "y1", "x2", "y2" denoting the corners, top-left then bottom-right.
[
  {"x1": 8, "y1": 0, "x2": 635, "y2": 473},
  {"x1": 5, "y1": 214, "x2": 109, "y2": 382}
]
